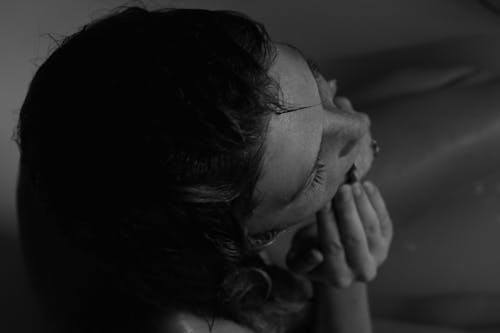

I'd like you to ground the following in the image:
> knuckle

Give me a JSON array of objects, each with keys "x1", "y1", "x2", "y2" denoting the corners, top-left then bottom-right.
[
  {"x1": 334, "y1": 276, "x2": 353, "y2": 288},
  {"x1": 356, "y1": 263, "x2": 377, "y2": 282},
  {"x1": 381, "y1": 218, "x2": 394, "y2": 236},
  {"x1": 384, "y1": 227, "x2": 394, "y2": 243},
  {"x1": 369, "y1": 236, "x2": 385, "y2": 251},
  {"x1": 343, "y1": 235, "x2": 363, "y2": 248},
  {"x1": 364, "y1": 267, "x2": 377, "y2": 281},
  {"x1": 323, "y1": 241, "x2": 345, "y2": 257},
  {"x1": 364, "y1": 223, "x2": 379, "y2": 237},
  {"x1": 381, "y1": 213, "x2": 391, "y2": 225}
]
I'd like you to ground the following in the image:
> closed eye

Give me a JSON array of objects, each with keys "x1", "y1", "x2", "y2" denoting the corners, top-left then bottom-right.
[
  {"x1": 247, "y1": 228, "x2": 285, "y2": 251},
  {"x1": 310, "y1": 158, "x2": 326, "y2": 189}
]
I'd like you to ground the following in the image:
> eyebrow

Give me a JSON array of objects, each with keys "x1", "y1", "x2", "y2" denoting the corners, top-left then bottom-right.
[
  {"x1": 277, "y1": 43, "x2": 326, "y2": 205},
  {"x1": 274, "y1": 43, "x2": 322, "y2": 115},
  {"x1": 275, "y1": 104, "x2": 318, "y2": 114}
]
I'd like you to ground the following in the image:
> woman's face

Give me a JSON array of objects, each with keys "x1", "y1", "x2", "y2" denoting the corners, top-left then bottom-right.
[{"x1": 245, "y1": 44, "x2": 373, "y2": 251}]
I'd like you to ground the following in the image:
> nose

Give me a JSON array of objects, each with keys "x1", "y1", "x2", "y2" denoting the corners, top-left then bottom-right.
[{"x1": 331, "y1": 110, "x2": 371, "y2": 158}]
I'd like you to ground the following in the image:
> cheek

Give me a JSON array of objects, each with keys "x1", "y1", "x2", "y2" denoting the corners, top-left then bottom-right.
[
  {"x1": 324, "y1": 143, "x2": 358, "y2": 190},
  {"x1": 260, "y1": 213, "x2": 317, "y2": 269},
  {"x1": 325, "y1": 168, "x2": 347, "y2": 199}
]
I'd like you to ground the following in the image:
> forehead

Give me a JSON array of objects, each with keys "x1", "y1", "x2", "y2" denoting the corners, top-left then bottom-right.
[
  {"x1": 268, "y1": 45, "x2": 319, "y2": 109},
  {"x1": 248, "y1": 44, "x2": 323, "y2": 230}
]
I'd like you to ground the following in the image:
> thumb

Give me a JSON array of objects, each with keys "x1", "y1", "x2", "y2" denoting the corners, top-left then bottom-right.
[{"x1": 286, "y1": 219, "x2": 319, "y2": 270}]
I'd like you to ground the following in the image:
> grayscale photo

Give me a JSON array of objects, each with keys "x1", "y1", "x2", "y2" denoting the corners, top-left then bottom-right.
[{"x1": 2, "y1": 1, "x2": 500, "y2": 332}]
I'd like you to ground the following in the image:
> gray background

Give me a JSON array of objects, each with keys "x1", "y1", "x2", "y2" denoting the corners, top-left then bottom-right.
[{"x1": 2, "y1": 0, "x2": 500, "y2": 331}]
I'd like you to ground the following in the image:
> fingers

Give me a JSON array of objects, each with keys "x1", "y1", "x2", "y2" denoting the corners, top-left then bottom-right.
[
  {"x1": 334, "y1": 185, "x2": 377, "y2": 281},
  {"x1": 286, "y1": 222, "x2": 321, "y2": 273},
  {"x1": 363, "y1": 181, "x2": 392, "y2": 239},
  {"x1": 316, "y1": 201, "x2": 354, "y2": 287},
  {"x1": 287, "y1": 248, "x2": 324, "y2": 274},
  {"x1": 285, "y1": 180, "x2": 393, "y2": 289},
  {"x1": 363, "y1": 181, "x2": 393, "y2": 249},
  {"x1": 352, "y1": 182, "x2": 382, "y2": 253}
]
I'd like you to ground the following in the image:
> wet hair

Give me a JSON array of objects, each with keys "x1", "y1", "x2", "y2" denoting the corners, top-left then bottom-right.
[{"x1": 15, "y1": 6, "x2": 309, "y2": 333}]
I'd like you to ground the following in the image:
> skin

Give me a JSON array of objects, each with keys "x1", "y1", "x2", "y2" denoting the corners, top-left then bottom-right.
[
  {"x1": 245, "y1": 44, "x2": 388, "y2": 275},
  {"x1": 18, "y1": 33, "x2": 500, "y2": 333},
  {"x1": 165, "y1": 36, "x2": 500, "y2": 332},
  {"x1": 164, "y1": 43, "x2": 394, "y2": 332},
  {"x1": 245, "y1": 43, "x2": 373, "y2": 237},
  {"x1": 316, "y1": 34, "x2": 500, "y2": 331}
]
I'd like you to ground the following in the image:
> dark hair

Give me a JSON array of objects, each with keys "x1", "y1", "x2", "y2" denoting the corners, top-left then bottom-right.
[{"x1": 15, "y1": 6, "x2": 309, "y2": 333}]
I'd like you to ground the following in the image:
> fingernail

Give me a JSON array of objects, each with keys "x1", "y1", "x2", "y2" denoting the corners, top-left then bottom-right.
[
  {"x1": 337, "y1": 184, "x2": 351, "y2": 202},
  {"x1": 338, "y1": 184, "x2": 350, "y2": 195},
  {"x1": 309, "y1": 249, "x2": 324, "y2": 264},
  {"x1": 352, "y1": 182, "x2": 362, "y2": 196},
  {"x1": 363, "y1": 181, "x2": 375, "y2": 194}
]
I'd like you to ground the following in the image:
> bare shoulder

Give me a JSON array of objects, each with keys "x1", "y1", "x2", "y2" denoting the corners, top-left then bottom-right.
[{"x1": 160, "y1": 311, "x2": 254, "y2": 333}]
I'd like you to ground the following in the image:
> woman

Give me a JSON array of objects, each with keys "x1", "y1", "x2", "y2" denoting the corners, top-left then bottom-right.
[{"x1": 15, "y1": 7, "x2": 392, "y2": 333}]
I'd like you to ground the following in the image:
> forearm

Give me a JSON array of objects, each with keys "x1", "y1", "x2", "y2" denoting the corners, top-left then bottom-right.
[{"x1": 313, "y1": 282, "x2": 372, "y2": 333}]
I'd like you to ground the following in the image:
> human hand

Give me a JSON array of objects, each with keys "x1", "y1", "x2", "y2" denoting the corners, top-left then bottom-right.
[{"x1": 286, "y1": 181, "x2": 393, "y2": 287}]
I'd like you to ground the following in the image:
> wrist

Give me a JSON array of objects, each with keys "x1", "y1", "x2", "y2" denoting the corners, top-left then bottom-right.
[{"x1": 312, "y1": 282, "x2": 372, "y2": 333}]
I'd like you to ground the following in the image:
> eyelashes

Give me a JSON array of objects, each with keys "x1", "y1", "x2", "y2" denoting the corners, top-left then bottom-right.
[
  {"x1": 248, "y1": 159, "x2": 327, "y2": 251},
  {"x1": 247, "y1": 228, "x2": 284, "y2": 251},
  {"x1": 313, "y1": 163, "x2": 325, "y2": 184},
  {"x1": 311, "y1": 159, "x2": 326, "y2": 188},
  {"x1": 310, "y1": 136, "x2": 327, "y2": 190}
]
